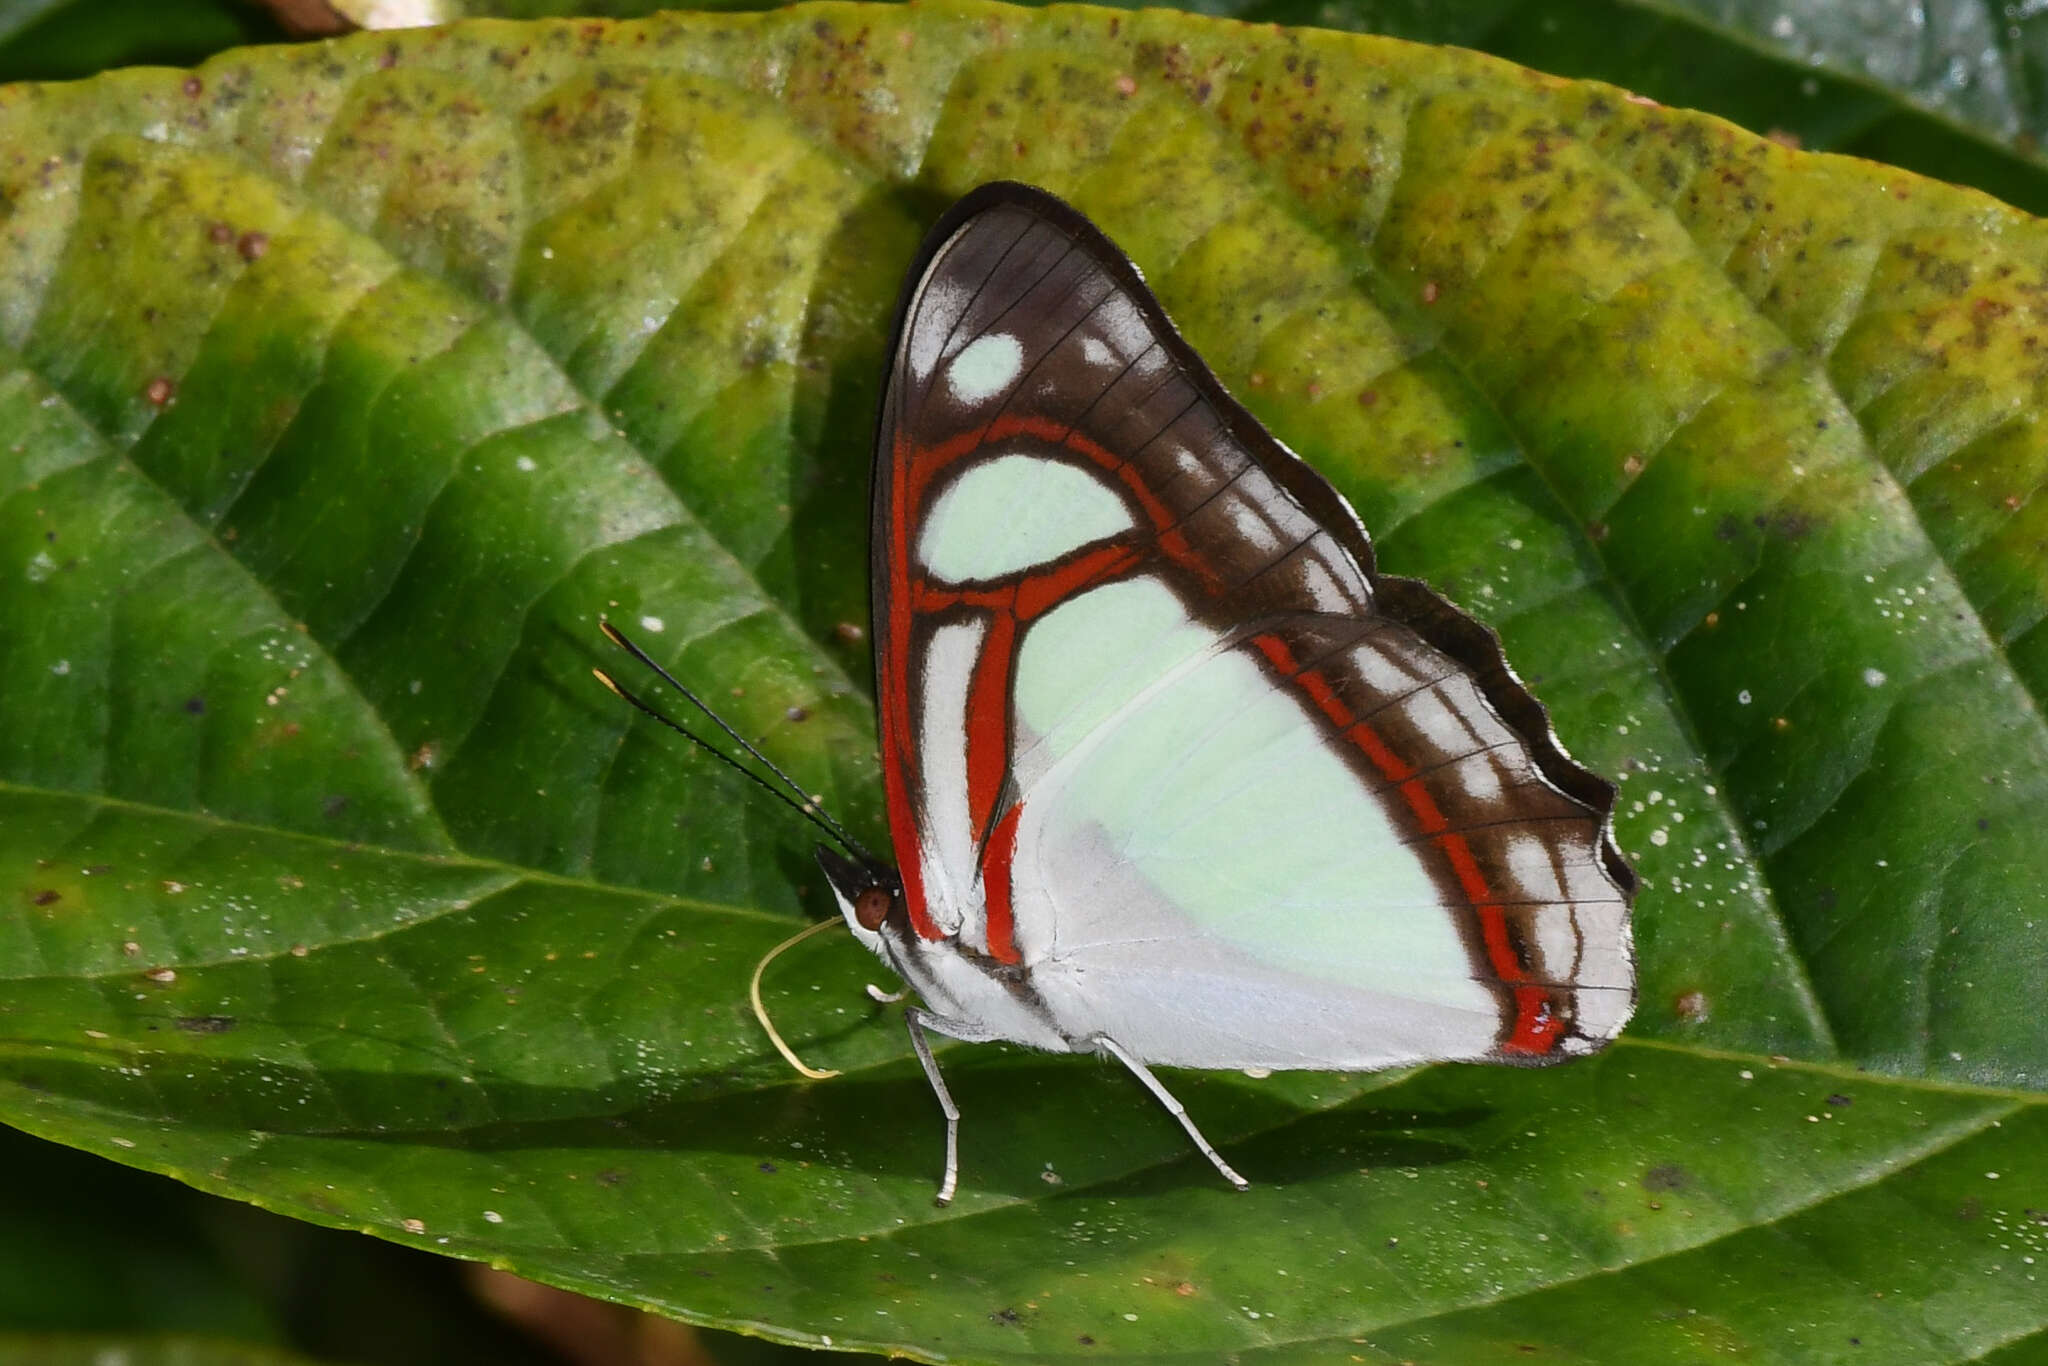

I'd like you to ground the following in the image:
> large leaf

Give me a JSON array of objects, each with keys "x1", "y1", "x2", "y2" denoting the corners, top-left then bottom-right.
[
  {"x1": 419, "y1": 0, "x2": 2048, "y2": 217},
  {"x1": 16, "y1": 2, "x2": 2048, "y2": 221},
  {"x1": 2, "y1": 4, "x2": 2046, "y2": 1360}
]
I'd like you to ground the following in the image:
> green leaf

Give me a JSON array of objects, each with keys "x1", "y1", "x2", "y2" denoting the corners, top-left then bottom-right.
[
  {"x1": 2, "y1": 4, "x2": 2045, "y2": 1361},
  {"x1": 437, "y1": 0, "x2": 2048, "y2": 217}
]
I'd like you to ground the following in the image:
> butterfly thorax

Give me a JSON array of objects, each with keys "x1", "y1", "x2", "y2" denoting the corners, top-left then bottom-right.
[{"x1": 817, "y1": 843, "x2": 1077, "y2": 1054}]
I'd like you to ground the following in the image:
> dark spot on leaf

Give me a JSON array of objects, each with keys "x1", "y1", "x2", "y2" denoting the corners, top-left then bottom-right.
[
  {"x1": 175, "y1": 1016, "x2": 236, "y2": 1034},
  {"x1": 1641, "y1": 1163, "x2": 1690, "y2": 1192},
  {"x1": 182, "y1": 76, "x2": 202, "y2": 97},
  {"x1": 208, "y1": 221, "x2": 233, "y2": 245},
  {"x1": 322, "y1": 795, "x2": 350, "y2": 820},
  {"x1": 31, "y1": 890, "x2": 59, "y2": 906},
  {"x1": 595, "y1": 1168, "x2": 625, "y2": 1187},
  {"x1": 1714, "y1": 513, "x2": 1744, "y2": 542},
  {"x1": 990, "y1": 1307, "x2": 1021, "y2": 1326},
  {"x1": 785, "y1": 706, "x2": 809, "y2": 723},
  {"x1": 757, "y1": 1161, "x2": 777, "y2": 1174},
  {"x1": 1815, "y1": 886, "x2": 1838, "y2": 911},
  {"x1": 1826, "y1": 1093, "x2": 1852, "y2": 1107},
  {"x1": 237, "y1": 231, "x2": 269, "y2": 262},
  {"x1": 1077, "y1": 1336, "x2": 1095, "y2": 1347},
  {"x1": 1672, "y1": 989, "x2": 1708, "y2": 1021},
  {"x1": 1771, "y1": 510, "x2": 1813, "y2": 539}
]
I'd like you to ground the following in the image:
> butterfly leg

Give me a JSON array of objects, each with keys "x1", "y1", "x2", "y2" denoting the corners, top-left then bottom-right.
[
  {"x1": 904, "y1": 1006, "x2": 977, "y2": 1207},
  {"x1": 1092, "y1": 1035, "x2": 1251, "y2": 1192}
]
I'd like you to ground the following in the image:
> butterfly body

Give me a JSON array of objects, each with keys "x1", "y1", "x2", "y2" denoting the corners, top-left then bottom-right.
[{"x1": 805, "y1": 182, "x2": 1636, "y2": 1201}]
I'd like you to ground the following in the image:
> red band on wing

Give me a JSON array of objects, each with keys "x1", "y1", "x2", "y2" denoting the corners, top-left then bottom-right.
[
  {"x1": 965, "y1": 613, "x2": 1017, "y2": 838},
  {"x1": 980, "y1": 802, "x2": 1026, "y2": 965},
  {"x1": 883, "y1": 434, "x2": 943, "y2": 941},
  {"x1": 1248, "y1": 632, "x2": 1562, "y2": 1055},
  {"x1": 884, "y1": 431, "x2": 1146, "y2": 945}
]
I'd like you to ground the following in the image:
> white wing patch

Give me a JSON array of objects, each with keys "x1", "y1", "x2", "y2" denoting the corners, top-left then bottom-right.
[
  {"x1": 907, "y1": 277, "x2": 970, "y2": 383},
  {"x1": 1006, "y1": 576, "x2": 1499, "y2": 1052},
  {"x1": 915, "y1": 618, "x2": 984, "y2": 936},
  {"x1": 917, "y1": 454, "x2": 1134, "y2": 583},
  {"x1": 945, "y1": 332, "x2": 1025, "y2": 404}
]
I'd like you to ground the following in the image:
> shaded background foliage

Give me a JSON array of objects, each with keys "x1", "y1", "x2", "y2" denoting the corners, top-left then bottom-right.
[{"x1": 2, "y1": 2, "x2": 2047, "y2": 1364}]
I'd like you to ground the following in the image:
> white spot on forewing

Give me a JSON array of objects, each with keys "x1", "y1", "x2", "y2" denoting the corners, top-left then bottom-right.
[
  {"x1": 918, "y1": 454, "x2": 1133, "y2": 581},
  {"x1": 1294, "y1": 557, "x2": 1357, "y2": 614},
  {"x1": 1224, "y1": 498, "x2": 1281, "y2": 555},
  {"x1": 1167, "y1": 443, "x2": 1206, "y2": 481},
  {"x1": 908, "y1": 278, "x2": 969, "y2": 381},
  {"x1": 1081, "y1": 336, "x2": 1113, "y2": 367},
  {"x1": 1236, "y1": 467, "x2": 1316, "y2": 545},
  {"x1": 1096, "y1": 294, "x2": 1152, "y2": 361},
  {"x1": 946, "y1": 333, "x2": 1025, "y2": 405}
]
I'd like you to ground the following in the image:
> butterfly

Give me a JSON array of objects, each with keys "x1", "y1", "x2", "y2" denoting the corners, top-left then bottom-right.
[
  {"x1": 602, "y1": 182, "x2": 1637, "y2": 1207},
  {"x1": 800, "y1": 182, "x2": 1639, "y2": 1204}
]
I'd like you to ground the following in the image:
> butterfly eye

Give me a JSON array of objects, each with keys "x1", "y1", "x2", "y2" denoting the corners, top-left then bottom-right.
[{"x1": 853, "y1": 887, "x2": 892, "y2": 932}]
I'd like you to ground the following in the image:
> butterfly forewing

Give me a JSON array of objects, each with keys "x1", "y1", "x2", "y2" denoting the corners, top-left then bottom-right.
[{"x1": 872, "y1": 183, "x2": 1635, "y2": 1070}]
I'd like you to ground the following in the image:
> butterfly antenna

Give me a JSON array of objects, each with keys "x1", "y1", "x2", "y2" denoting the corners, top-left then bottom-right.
[
  {"x1": 591, "y1": 660, "x2": 867, "y2": 861},
  {"x1": 598, "y1": 621, "x2": 875, "y2": 860},
  {"x1": 749, "y1": 917, "x2": 847, "y2": 1081}
]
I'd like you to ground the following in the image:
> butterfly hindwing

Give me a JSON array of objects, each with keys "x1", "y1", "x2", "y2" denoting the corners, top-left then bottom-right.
[{"x1": 872, "y1": 183, "x2": 1636, "y2": 1070}]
